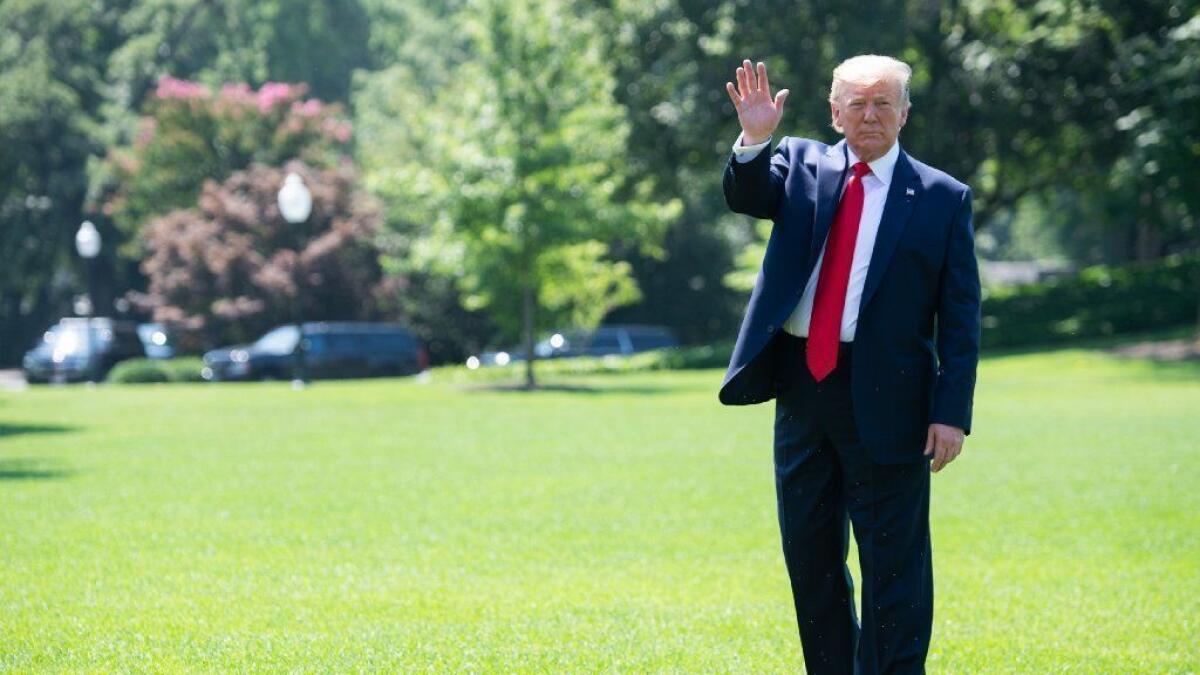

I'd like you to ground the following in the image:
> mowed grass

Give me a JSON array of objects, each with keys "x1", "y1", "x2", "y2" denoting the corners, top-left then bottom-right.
[{"x1": 1, "y1": 348, "x2": 1198, "y2": 672}]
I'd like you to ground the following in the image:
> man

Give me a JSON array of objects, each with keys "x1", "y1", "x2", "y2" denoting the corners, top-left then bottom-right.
[{"x1": 719, "y1": 55, "x2": 981, "y2": 673}]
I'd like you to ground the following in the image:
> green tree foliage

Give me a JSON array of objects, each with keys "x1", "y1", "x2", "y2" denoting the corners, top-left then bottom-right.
[
  {"x1": 0, "y1": 0, "x2": 374, "y2": 365},
  {"x1": 105, "y1": 0, "x2": 372, "y2": 108},
  {"x1": 351, "y1": 0, "x2": 489, "y2": 366},
  {"x1": 357, "y1": 0, "x2": 680, "y2": 386},
  {"x1": 1108, "y1": 9, "x2": 1200, "y2": 260},
  {"x1": 3, "y1": 0, "x2": 1198, "y2": 366},
  {"x1": 0, "y1": 0, "x2": 129, "y2": 365}
]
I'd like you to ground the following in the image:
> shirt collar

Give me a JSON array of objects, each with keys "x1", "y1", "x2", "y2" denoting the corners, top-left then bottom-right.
[{"x1": 845, "y1": 140, "x2": 900, "y2": 186}]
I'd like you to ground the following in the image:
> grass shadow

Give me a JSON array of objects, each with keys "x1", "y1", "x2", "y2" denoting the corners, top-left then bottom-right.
[
  {"x1": 0, "y1": 423, "x2": 79, "y2": 481},
  {"x1": 0, "y1": 422, "x2": 78, "y2": 440},
  {"x1": 0, "y1": 458, "x2": 73, "y2": 481}
]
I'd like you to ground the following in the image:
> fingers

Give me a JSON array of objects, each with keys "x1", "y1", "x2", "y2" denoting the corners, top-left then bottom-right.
[
  {"x1": 931, "y1": 442, "x2": 948, "y2": 472},
  {"x1": 930, "y1": 436, "x2": 965, "y2": 473},
  {"x1": 947, "y1": 444, "x2": 962, "y2": 466},
  {"x1": 732, "y1": 60, "x2": 784, "y2": 121},
  {"x1": 725, "y1": 81, "x2": 742, "y2": 110},
  {"x1": 736, "y1": 62, "x2": 751, "y2": 98},
  {"x1": 734, "y1": 60, "x2": 780, "y2": 97},
  {"x1": 923, "y1": 426, "x2": 935, "y2": 456}
]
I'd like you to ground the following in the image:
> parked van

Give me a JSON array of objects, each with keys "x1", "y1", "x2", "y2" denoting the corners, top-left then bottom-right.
[{"x1": 202, "y1": 322, "x2": 427, "y2": 382}]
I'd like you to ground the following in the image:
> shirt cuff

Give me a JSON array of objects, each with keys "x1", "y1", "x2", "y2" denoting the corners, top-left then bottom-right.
[{"x1": 732, "y1": 133, "x2": 771, "y2": 163}]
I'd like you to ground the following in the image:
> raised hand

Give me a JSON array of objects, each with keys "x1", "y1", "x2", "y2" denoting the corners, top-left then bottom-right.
[{"x1": 726, "y1": 59, "x2": 789, "y2": 146}]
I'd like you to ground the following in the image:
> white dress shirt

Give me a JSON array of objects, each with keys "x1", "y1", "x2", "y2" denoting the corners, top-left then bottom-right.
[{"x1": 732, "y1": 133, "x2": 900, "y2": 341}]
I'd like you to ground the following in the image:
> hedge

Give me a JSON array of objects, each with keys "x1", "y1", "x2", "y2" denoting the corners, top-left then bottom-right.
[
  {"x1": 106, "y1": 357, "x2": 205, "y2": 384},
  {"x1": 428, "y1": 341, "x2": 733, "y2": 383},
  {"x1": 982, "y1": 254, "x2": 1199, "y2": 349}
]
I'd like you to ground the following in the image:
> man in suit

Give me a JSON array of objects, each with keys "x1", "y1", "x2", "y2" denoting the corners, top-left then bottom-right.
[{"x1": 720, "y1": 55, "x2": 981, "y2": 673}]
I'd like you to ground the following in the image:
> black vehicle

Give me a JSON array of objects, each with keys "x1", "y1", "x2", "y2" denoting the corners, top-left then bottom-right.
[
  {"x1": 136, "y1": 322, "x2": 176, "y2": 359},
  {"x1": 201, "y1": 322, "x2": 428, "y2": 382},
  {"x1": 23, "y1": 317, "x2": 146, "y2": 384},
  {"x1": 470, "y1": 324, "x2": 679, "y2": 367},
  {"x1": 537, "y1": 324, "x2": 679, "y2": 359}
]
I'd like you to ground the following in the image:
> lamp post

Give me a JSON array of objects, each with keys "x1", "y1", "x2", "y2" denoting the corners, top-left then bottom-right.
[
  {"x1": 277, "y1": 172, "x2": 313, "y2": 388},
  {"x1": 74, "y1": 221, "x2": 102, "y2": 383}
]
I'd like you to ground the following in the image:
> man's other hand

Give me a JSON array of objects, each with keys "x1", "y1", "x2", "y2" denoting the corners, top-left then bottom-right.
[
  {"x1": 924, "y1": 423, "x2": 965, "y2": 473},
  {"x1": 725, "y1": 59, "x2": 789, "y2": 146}
]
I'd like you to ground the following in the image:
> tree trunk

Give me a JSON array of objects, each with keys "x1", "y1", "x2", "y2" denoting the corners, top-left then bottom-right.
[
  {"x1": 1194, "y1": 283, "x2": 1200, "y2": 346},
  {"x1": 0, "y1": 291, "x2": 21, "y2": 367},
  {"x1": 522, "y1": 283, "x2": 536, "y2": 389},
  {"x1": 1135, "y1": 219, "x2": 1163, "y2": 262}
]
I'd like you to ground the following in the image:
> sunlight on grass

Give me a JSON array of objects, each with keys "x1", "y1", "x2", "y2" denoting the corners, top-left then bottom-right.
[{"x1": 1, "y1": 347, "x2": 1197, "y2": 671}]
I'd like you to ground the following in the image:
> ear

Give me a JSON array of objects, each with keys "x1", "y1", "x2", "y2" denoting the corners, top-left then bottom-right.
[
  {"x1": 899, "y1": 102, "x2": 910, "y2": 128},
  {"x1": 830, "y1": 100, "x2": 841, "y2": 130}
]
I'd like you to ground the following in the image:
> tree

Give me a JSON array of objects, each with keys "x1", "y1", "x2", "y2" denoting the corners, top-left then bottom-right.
[
  {"x1": 86, "y1": 0, "x2": 374, "y2": 337},
  {"x1": 104, "y1": 0, "x2": 372, "y2": 109},
  {"x1": 132, "y1": 161, "x2": 390, "y2": 350},
  {"x1": 357, "y1": 0, "x2": 679, "y2": 387},
  {"x1": 97, "y1": 78, "x2": 353, "y2": 258},
  {"x1": 1108, "y1": 9, "x2": 1200, "y2": 336},
  {"x1": 0, "y1": 0, "x2": 130, "y2": 365}
]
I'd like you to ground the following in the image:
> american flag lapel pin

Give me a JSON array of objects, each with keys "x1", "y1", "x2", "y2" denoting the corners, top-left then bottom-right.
[{"x1": 905, "y1": 187, "x2": 916, "y2": 198}]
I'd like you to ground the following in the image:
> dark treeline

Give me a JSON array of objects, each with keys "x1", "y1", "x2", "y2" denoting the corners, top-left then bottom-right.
[{"x1": 1, "y1": 0, "x2": 1196, "y2": 366}]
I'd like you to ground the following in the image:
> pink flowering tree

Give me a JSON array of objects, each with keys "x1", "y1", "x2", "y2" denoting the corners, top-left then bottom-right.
[
  {"x1": 98, "y1": 77, "x2": 353, "y2": 257},
  {"x1": 93, "y1": 77, "x2": 393, "y2": 349},
  {"x1": 130, "y1": 161, "x2": 396, "y2": 351}
]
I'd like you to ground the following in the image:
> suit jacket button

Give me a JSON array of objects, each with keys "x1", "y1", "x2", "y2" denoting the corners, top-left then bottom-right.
[{"x1": 767, "y1": 324, "x2": 776, "y2": 333}]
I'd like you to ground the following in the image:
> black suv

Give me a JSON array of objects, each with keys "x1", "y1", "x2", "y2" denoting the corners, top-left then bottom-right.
[
  {"x1": 539, "y1": 324, "x2": 679, "y2": 358},
  {"x1": 202, "y1": 322, "x2": 428, "y2": 382},
  {"x1": 471, "y1": 324, "x2": 679, "y2": 367},
  {"x1": 23, "y1": 317, "x2": 146, "y2": 383}
]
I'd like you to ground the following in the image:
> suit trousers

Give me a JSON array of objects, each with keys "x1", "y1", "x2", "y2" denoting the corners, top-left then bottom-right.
[{"x1": 772, "y1": 332, "x2": 933, "y2": 675}]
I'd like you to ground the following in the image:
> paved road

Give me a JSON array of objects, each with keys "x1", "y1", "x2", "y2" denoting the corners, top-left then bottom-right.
[{"x1": 0, "y1": 369, "x2": 27, "y2": 391}]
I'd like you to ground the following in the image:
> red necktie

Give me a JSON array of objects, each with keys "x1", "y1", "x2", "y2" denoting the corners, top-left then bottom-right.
[{"x1": 806, "y1": 161, "x2": 871, "y2": 382}]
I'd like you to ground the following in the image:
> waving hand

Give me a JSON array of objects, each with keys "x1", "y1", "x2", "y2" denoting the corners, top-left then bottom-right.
[{"x1": 726, "y1": 60, "x2": 789, "y2": 146}]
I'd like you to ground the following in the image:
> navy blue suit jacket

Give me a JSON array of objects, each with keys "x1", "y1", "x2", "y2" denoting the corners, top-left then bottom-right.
[{"x1": 719, "y1": 137, "x2": 981, "y2": 464}]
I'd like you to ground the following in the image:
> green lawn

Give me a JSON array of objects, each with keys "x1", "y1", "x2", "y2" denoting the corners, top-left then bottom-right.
[{"x1": 1, "y1": 348, "x2": 1198, "y2": 672}]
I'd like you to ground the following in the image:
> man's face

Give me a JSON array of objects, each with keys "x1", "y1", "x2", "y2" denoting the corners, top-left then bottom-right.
[{"x1": 831, "y1": 78, "x2": 908, "y2": 163}]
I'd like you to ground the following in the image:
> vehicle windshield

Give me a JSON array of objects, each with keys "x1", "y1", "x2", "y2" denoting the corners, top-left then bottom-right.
[
  {"x1": 253, "y1": 325, "x2": 300, "y2": 355},
  {"x1": 42, "y1": 322, "x2": 111, "y2": 354}
]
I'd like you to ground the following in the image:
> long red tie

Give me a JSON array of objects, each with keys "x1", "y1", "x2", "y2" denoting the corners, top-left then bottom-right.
[{"x1": 806, "y1": 161, "x2": 871, "y2": 382}]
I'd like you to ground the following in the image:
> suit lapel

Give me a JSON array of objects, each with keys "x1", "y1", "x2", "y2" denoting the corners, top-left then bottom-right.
[
  {"x1": 811, "y1": 141, "x2": 847, "y2": 263},
  {"x1": 859, "y1": 149, "x2": 923, "y2": 312}
]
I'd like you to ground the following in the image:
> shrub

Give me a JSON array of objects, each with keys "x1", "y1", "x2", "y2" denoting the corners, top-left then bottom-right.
[
  {"x1": 106, "y1": 357, "x2": 206, "y2": 384},
  {"x1": 982, "y1": 254, "x2": 1200, "y2": 349},
  {"x1": 107, "y1": 359, "x2": 170, "y2": 384},
  {"x1": 161, "y1": 357, "x2": 206, "y2": 382},
  {"x1": 429, "y1": 341, "x2": 734, "y2": 383}
]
